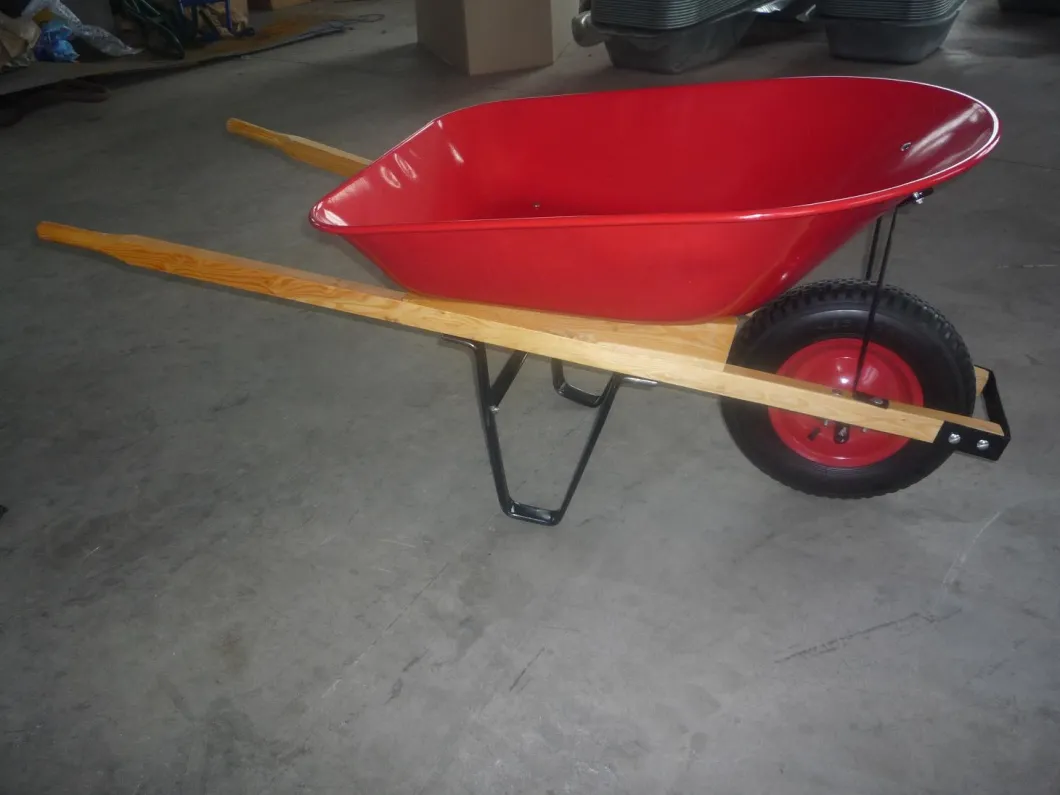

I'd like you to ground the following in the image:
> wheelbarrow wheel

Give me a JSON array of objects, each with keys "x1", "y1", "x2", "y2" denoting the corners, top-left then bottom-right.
[{"x1": 721, "y1": 279, "x2": 976, "y2": 497}]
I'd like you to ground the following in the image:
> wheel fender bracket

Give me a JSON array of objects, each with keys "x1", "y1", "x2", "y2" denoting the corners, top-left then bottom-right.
[{"x1": 933, "y1": 368, "x2": 1010, "y2": 462}]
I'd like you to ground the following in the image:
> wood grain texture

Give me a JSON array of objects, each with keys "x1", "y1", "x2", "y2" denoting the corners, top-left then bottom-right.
[
  {"x1": 225, "y1": 119, "x2": 373, "y2": 177},
  {"x1": 975, "y1": 366, "x2": 989, "y2": 397},
  {"x1": 36, "y1": 222, "x2": 1004, "y2": 443}
]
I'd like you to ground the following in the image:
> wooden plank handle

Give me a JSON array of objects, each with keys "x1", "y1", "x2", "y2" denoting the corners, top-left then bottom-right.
[
  {"x1": 225, "y1": 118, "x2": 373, "y2": 178},
  {"x1": 36, "y1": 221, "x2": 1003, "y2": 443},
  {"x1": 36, "y1": 221, "x2": 402, "y2": 305},
  {"x1": 32, "y1": 221, "x2": 733, "y2": 367}
]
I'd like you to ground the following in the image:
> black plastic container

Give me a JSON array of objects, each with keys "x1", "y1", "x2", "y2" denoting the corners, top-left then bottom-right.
[
  {"x1": 820, "y1": 0, "x2": 961, "y2": 20},
  {"x1": 824, "y1": 2, "x2": 964, "y2": 63},
  {"x1": 600, "y1": 10, "x2": 756, "y2": 73},
  {"x1": 592, "y1": 0, "x2": 760, "y2": 30}
]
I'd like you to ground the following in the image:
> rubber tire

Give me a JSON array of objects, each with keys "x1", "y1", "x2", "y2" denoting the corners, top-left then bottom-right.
[{"x1": 721, "y1": 279, "x2": 976, "y2": 498}]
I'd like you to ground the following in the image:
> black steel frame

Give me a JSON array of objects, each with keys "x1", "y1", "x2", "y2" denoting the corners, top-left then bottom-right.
[
  {"x1": 848, "y1": 191, "x2": 1010, "y2": 456},
  {"x1": 447, "y1": 338, "x2": 651, "y2": 526},
  {"x1": 933, "y1": 368, "x2": 1011, "y2": 460},
  {"x1": 441, "y1": 190, "x2": 1008, "y2": 526}
]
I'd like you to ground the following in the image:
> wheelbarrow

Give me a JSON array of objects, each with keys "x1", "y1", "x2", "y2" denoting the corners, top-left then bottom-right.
[{"x1": 38, "y1": 76, "x2": 1010, "y2": 526}]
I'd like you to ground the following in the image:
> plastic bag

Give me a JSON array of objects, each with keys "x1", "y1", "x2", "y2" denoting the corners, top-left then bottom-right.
[
  {"x1": 34, "y1": 17, "x2": 76, "y2": 59},
  {"x1": 21, "y1": 0, "x2": 140, "y2": 56}
]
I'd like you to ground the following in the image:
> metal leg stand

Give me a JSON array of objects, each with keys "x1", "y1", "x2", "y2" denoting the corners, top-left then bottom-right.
[
  {"x1": 551, "y1": 360, "x2": 609, "y2": 408},
  {"x1": 448, "y1": 339, "x2": 626, "y2": 526}
]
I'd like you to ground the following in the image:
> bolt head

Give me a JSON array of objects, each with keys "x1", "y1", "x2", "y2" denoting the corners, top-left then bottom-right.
[
  {"x1": 976, "y1": 439, "x2": 990, "y2": 451},
  {"x1": 948, "y1": 432, "x2": 961, "y2": 445}
]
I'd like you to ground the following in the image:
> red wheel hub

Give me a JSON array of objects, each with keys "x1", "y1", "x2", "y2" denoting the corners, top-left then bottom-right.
[{"x1": 769, "y1": 339, "x2": 924, "y2": 468}]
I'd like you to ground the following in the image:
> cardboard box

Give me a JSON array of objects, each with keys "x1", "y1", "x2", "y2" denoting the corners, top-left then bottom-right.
[{"x1": 415, "y1": 0, "x2": 577, "y2": 75}]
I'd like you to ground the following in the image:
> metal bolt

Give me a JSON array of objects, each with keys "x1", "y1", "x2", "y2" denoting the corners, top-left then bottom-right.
[
  {"x1": 913, "y1": 191, "x2": 927, "y2": 205},
  {"x1": 976, "y1": 439, "x2": 990, "y2": 451},
  {"x1": 871, "y1": 396, "x2": 886, "y2": 407},
  {"x1": 822, "y1": 419, "x2": 830, "y2": 427},
  {"x1": 948, "y1": 432, "x2": 961, "y2": 445},
  {"x1": 901, "y1": 142, "x2": 912, "y2": 152}
]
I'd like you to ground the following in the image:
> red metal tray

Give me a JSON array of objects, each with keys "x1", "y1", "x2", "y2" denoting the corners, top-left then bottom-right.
[{"x1": 310, "y1": 76, "x2": 998, "y2": 322}]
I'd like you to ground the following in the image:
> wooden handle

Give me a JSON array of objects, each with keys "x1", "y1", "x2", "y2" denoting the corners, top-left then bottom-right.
[
  {"x1": 36, "y1": 221, "x2": 401, "y2": 303},
  {"x1": 225, "y1": 118, "x2": 373, "y2": 178},
  {"x1": 36, "y1": 221, "x2": 1003, "y2": 443},
  {"x1": 974, "y1": 366, "x2": 989, "y2": 397},
  {"x1": 225, "y1": 117, "x2": 284, "y2": 147},
  {"x1": 33, "y1": 221, "x2": 734, "y2": 365}
]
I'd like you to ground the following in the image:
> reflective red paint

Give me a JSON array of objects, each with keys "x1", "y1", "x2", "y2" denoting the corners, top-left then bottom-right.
[
  {"x1": 769, "y1": 339, "x2": 925, "y2": 467},
  {"x1": 311, "y1": 76, "x2": 999, "y2": 322}
]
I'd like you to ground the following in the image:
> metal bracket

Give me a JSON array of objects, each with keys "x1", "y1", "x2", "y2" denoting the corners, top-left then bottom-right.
[
  {"x1": 899, "y1": 188, "x2": 933, "y2": 208},
  {"x1": 934, "y1": 368, "x2": 1011, "y2": 462},
  {"x1": 838, "y1": 205, "x2": 902, "y2": 443},
  {"x1": 448, "y1": 339, "x2": 633, "y2": 526},
  {"x1": 853, "y1": 391, "x2": 889, "y2": 409},
  {"x1": 551, "y1": 360, "x2": 609, "y2": 407},
  {"x1": 861, "y1": 190, "x2": 931, "y2": 281}
]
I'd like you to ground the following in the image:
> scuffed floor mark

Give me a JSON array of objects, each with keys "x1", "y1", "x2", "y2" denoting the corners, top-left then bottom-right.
[
  {"x1": 509, "y1": 647, "x2": 545, "y2": 692},
  {"x1": 775, "y1": 612, "x2": 927, "y2": 664},
  {"x1": 995, "y1": 262, "x2": 1059, "y2": 269},
  {"x1": 777, "y1": 507, "x2": 1012, "y2": 665},
  {"x1": 402, "y1": 650, "x2": 426, "y2": 672},
  {"x1": 157, "y1": 674, "x2": 195, "y2": 722},
  {"x1": 933, "y1": 510, "x2": 1003, "y2": 611},
  {"x1": 385, "y1": 677, "x2": 403, "y2": 704}
]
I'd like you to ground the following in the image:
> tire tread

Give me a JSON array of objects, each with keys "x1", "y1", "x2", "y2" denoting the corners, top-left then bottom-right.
[{"x1": 722, "y1": 279, "x2": 975, "y2": 498}]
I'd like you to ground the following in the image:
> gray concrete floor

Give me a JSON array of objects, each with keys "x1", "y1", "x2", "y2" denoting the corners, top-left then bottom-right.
[{"x1": 2, "y1": 1, "x2": 1060, "y2": 792}]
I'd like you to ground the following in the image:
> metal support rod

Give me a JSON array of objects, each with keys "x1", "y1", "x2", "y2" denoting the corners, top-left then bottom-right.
[
  {"x1": 448, "y1": 339, "x2": 625, "y2": 526},
  {"x1": 852, "y1": 206, "x2": 900, "y2": 396},
  {"x1": 862, "y1": 216, "x2": 884, "y2": 282},
  {"x1": 489, "y1": 351, "x2": 528, "y2": 405}
]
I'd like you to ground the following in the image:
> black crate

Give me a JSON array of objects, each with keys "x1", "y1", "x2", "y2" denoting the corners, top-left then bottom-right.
[
  {"x1": 819, "y1": 0, "x2": 962, "y2": 21},
  {"x1": 825, "y1": 3, "x2": 964, "y2": 63},
  {"x1": 593, "y1": 0, "x2": 761, "y2": 30},
  {"x1": 602, "y1": 9, "x2": 756, "y2": 71}
]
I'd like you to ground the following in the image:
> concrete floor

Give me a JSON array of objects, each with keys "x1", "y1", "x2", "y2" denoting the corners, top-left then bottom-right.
[{"x1": 2, "y1": 1, "x2": 1060, "y2": 792}]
